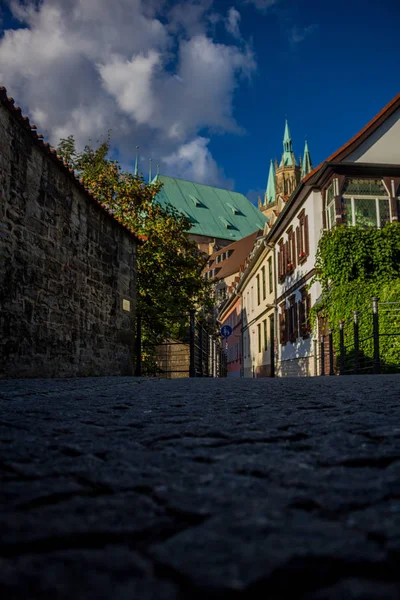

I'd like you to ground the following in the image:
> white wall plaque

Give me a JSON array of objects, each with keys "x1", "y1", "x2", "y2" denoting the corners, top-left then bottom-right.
[{"x1": 122, "y1": 299, "x2": 131, "y2": 312}]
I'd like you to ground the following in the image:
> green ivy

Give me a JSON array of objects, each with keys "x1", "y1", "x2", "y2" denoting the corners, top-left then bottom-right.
[{"x1": 311, "y1": 223, "x2": 400, "y2": 371}]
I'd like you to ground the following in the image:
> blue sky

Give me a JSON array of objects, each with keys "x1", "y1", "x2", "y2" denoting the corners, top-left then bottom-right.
[{"x1": 0, "y1": 0, "x2": 399, "y2": 204}]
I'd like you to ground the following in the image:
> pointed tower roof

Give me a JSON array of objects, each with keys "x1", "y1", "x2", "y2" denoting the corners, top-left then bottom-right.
[
  {"x1": 134, "y1": 146, "x2": 139, "y2": 177},
  {"x1": 301, "y1": 140, "x2": 312, "y2": 178},
  {"x1": 283, "y1": 119, "x2": 291, "y2": 147},
  {"x1": 280, "y1": 119, "x2": 297, "y2": 167},
  {"x1": 264, "y1": 159, "x2": 276, "y2": 205}
]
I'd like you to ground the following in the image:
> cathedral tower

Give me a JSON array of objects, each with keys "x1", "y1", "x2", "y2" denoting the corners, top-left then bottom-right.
[
  {"x1": 259, "y1": 121, "x2": 312, "y2": 222},
  {"x1": 275, "y1": 120, "x2": 301, "y2": 198}
]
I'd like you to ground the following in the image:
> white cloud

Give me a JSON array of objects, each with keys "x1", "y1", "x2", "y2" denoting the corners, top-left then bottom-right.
[
  {"x1": 163, "y1": 136, "x2": 232, "y2": 187},
  {"x1": 225, "y1": 7, "x2": 241, "y2": 39},
  {"x1": 0, "y1": 0, "x2": 256, "y2": 186},
  {"x1": 98, "y1": 51, "x2": 160, "y2": 125}
]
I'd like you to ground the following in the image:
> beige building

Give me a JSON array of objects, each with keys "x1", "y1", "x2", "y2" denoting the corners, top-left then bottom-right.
[{"x1": 230, "y1": 236, "x2": 276, "y2": 378}]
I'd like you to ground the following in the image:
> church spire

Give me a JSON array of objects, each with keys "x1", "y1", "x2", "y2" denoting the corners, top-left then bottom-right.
[
  {"x1": 283, "y1": 119, "x2": 292, "y2": 152},
  {"x1": 264, "y1": 159, "x2": 276, "y2": 205},
  {"x1": 280, "y1": 119, "x2": 297, "y2": 167},
  {"x1": 301, "y1": 140, "x2": 312, "y2": 177},
  {"x1": 134, "y1": 146, "x2": 139, "y2": 177}
]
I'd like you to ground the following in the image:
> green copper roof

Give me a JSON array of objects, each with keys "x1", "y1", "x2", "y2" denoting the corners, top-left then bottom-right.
[
  {"x1": 154, "y1": 175, "x2": 268, "y2": 241},
  {"x1": 301, "y1": 140, "x2": 312, "y2": 177},
  {"x1": 264, "y1": 160, "x2": 276, "y2": 204},
  {"x1": 280, "y1": 119, "x2": 297, "y2": 167}
]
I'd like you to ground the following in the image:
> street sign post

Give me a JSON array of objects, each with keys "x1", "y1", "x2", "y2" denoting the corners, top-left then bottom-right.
[
  {"x1": 220, "y1": 325, "x2": 232, "y2": 354},
  {"x1": 220, "y1": 325, "x2": 232, "y2": 338}
]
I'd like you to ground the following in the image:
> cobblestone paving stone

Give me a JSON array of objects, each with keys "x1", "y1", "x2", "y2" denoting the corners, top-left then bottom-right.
[{"x1": 0, "y1": 375, "x2": 400, "y2": 599}]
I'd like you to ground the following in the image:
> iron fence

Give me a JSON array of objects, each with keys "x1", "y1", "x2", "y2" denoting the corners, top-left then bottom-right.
[
  {"x1": 318, "y1": 297, "x2": 400, "y2": 376},
  {"x1": 135, "y1": 310, "x2": 227, "y2": 378}
]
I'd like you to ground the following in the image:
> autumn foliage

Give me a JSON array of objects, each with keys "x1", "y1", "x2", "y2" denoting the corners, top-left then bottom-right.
[{"x1": 57, "y1": 134, "x2": 213, "y2": 342}]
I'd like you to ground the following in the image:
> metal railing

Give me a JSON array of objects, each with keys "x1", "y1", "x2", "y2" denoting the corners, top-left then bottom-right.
[
  {"x1": 135, "y1": 310, "x2": 227, "y2": 378},
  {"x1": 318, "y1": 297, "x2": 400, "y2": 376}
]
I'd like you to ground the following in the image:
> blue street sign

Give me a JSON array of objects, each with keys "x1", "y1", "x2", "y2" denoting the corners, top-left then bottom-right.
[{"x1": 220, "y1": 325, "x2": 233, "y2": 338}]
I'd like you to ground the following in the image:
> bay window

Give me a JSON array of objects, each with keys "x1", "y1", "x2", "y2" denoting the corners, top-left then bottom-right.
[{"x1": 326, "y1": 178, "x2": 391, "y2": 230}]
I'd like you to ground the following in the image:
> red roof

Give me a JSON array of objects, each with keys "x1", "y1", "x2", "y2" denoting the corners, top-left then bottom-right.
[
  {"x1": 203, "y1": 230, "x2": 261, "y2": 280},
  {"x1": 0, "y1": 86, "x2": 143, "y2": 244},
  {"x1": 303, "y1": 92, "x2": 400, "y2": 183}
]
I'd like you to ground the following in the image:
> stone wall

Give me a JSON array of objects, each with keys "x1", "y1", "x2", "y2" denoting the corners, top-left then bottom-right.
[{"x1": 0, "y1": 100, "x2": 138, "y2": 378}]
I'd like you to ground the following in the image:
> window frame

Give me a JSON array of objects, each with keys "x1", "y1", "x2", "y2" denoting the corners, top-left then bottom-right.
[
  {"x1": 263, "y1": 318, "x2": 267, "y2": 351},
  {"x1": 261, "y1": 266, "x2": 266, "y2": 301},
  {"x1": 297, "y1": 209, "x2": 309, "y2": 263},
  {"x1": 342, "y1": 195, "x2": 391, "y2": 228}
]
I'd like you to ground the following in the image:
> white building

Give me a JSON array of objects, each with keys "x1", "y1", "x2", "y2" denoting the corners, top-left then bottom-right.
[{"x1": 267, "y1": 92, "x2": 400, "y2": 376}]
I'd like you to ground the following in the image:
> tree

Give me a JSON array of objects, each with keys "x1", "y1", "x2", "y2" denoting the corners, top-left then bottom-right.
[{"x1": 57, "y1": 134, "x2": 213, "y2": 365}]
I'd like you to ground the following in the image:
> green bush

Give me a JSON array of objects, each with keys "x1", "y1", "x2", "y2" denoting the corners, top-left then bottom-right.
[{"x1": 311, "y1": 223, "x2": 400, "y2": 371}]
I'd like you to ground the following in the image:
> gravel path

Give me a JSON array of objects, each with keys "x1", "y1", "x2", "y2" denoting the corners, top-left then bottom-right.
[{"x1": 1, "y1": 375, "x2": 400, "y2": 599}]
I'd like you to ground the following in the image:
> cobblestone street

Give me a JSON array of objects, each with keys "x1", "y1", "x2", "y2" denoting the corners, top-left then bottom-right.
[{"x1": 1, "y1": 375, "x2": 400, "y2": 599}]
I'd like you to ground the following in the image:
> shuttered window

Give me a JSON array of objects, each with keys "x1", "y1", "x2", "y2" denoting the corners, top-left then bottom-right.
[
  {"x1": 288, "y1": 294, "x2": 298, "y2": 343},
  {"x1": 298, "y1": 211, "x2": 309, "y2": 262},
  {"x1": 299, "y1": 289, "x2": 311, "y2": 338},
  {"x1": 279, "y1": 302, "x2": 287, "y2": 346},
  {"x1": 261, "y1": 266, "x2": 266, "y2": 301}
]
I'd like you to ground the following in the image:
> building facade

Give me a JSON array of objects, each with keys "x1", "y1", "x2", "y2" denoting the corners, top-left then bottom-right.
[
  {"x1": 218, "y1": 233, "x2": 276, "y2": 378},
  {"x1": 269, "y1": 92, "x2": 400, "y2": 376},
  {"x1": 218, "y1": 294, "x2": 241, "y2": 377},
  {"x1": 203, "y1": 230, "x2": 261, "y2": 306},
  {"x1": 240, "y1": 240, "x2": 275, "y2": 378}
]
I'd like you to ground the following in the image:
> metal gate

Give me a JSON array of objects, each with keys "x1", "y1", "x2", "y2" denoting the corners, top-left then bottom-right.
[{"x1": 135, "y1": 310, "x2": 227, "y2": 378}]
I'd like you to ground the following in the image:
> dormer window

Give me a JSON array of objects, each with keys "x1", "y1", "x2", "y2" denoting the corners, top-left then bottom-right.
[
  {"x1": 226, "y1": 202, "x2": 239, "y2": 215},
  {"x1": 189, "y1": 195, "x2": 204, "y2": 207},
  {"x1": 219, "y1": 216, "x2": 233, "y2": 229}
]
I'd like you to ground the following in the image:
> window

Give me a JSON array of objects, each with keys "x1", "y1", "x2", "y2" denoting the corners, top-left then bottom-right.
[
  {"x1": 298, "y1": 289, "x2": 311, "y2": 338},
  {"x1": 297, "y1": 210, "x2": 309, "y2": 262},
  {"x1": 279, "y1": 302, "x2": 287, "y2": 346},
  {"x1": 268, "y1": 257, "x2": 273, "y2": 293},
  {"x1": 261, "y1": 266, "x2": 266, "y2": 300},
  {"x1": 278, "y1": 240, "x2": 284, "y2": 281},
  {"x1": 325, "y1": 183, "x2": 336, "y2": 230},
  {"x1": 340, "y1": 179, "x2": 390, "y2": 229},
  {"x1": 257, "y1": 274, "x2": 261, "y2": 305},
  {"x1": 258, "y1": 324, "x2": 261, "y2": 353},
  {"x1": 263, "y1": 319, "x2": 267, "y2": 351},
  {"x1": 251, "y1": 287, "x2": 254, "y2": 311},
  {"x1": 286, "y1": 227, "x2": 296, "y2": 271},
  {"x1": 288, "y1": 295, "x2": 298, "y2": 343}
]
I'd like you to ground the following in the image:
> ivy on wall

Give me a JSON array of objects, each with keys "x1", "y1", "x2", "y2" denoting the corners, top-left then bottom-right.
[{"x1": 311, "y1": 223, "x2": 400, "y2": 370}]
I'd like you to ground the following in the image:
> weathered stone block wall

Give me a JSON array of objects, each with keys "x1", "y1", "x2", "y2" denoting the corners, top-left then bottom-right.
[{"x1": 0, "y1": 103, "x2": 137, "y2": 378}]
